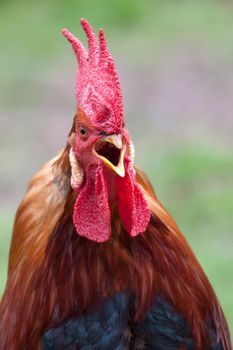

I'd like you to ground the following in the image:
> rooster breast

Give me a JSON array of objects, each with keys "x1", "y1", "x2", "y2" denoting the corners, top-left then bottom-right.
[{"x1": 42, "y1": 292, "x2": 131, "y2": 350}]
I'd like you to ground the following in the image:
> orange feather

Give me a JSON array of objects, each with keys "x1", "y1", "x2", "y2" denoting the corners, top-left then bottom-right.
[{"x1": 0, "y1": 146, "x2": 231, "y2": 349}]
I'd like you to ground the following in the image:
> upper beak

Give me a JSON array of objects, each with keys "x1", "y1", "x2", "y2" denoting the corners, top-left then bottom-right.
[{"x1": 93, "y1": 134, "x2": 126, "y2": 177}]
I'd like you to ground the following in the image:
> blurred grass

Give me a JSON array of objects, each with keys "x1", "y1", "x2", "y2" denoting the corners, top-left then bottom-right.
[
  {"x1": 1, "y1": 0, "x2": 233, "y2": 73},
  {"x1": 0, "y1": 0, "x2": 232, "y2": 339}
]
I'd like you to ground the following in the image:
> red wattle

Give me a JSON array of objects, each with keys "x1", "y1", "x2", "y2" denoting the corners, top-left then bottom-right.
[
  {"x1": 116, "y1": 166, "x2": 151, "y2": 236},
  {"x1": 73, "y1": 165, "x2": 111, "y2": 242}
]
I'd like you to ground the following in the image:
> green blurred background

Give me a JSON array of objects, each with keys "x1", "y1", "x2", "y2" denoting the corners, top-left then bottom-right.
[{"x1": 0, "y1": 0, "x2": 232, "y2": 338}]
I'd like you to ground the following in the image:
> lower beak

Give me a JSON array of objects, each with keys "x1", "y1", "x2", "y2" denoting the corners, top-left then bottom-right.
[{"x1": 93, "y1": 134, "x2": 126, "y2": 177}]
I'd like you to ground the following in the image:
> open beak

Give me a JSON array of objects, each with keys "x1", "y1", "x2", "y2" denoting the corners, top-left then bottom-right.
[{"x1": 93, "y1": 134, "x2": 126, "y2": 177}]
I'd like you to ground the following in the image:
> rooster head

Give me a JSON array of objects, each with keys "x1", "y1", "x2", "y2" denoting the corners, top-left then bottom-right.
[{"x1": 63, "y1": 19, "x2": 150, "y2": 242}]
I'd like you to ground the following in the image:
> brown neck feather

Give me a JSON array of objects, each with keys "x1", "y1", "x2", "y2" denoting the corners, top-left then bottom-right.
[
  {"x1": 0, "y1": 150, "x2": 231, "y2": 350},
  {"x1": 19, "y1": 194, "x2": 231, "y2": 349}
]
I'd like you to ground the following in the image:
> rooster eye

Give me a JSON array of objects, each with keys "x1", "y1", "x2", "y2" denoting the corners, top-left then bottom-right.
[
  {"x1": 78, "y1": 126, "x2": 88, "y2": 140},
  {"x1": 80, "y1": 127, "x2": 86, "y2": 135}
]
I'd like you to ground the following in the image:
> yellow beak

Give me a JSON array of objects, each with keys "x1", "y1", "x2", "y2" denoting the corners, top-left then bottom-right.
[{"x1": 93, "y1": 134, "x2": 126, "y2": 177}]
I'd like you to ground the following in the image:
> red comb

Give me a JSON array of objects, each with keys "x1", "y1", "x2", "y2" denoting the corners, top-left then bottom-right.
[{"x1": 62, "y1": 19, "x2": 124, "y2": 133}]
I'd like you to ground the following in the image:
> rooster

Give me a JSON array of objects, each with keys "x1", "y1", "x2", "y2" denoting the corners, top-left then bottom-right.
[{"x1": 0, "y1": 19, "x2": 231, "y2": 350}]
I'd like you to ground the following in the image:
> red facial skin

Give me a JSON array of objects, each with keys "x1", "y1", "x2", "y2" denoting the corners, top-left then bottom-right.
[
  {"x1": 72, "y1": 110, "x2": 129, "y2": 176},
  {"x1": 70, "y1": 109, "x2": 150, "y2": 243}
]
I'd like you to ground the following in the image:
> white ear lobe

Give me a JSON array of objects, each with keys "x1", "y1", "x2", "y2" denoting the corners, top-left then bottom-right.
[
  {"x1": 69, "y1": 148, "x2": 84, "y2": 190},
  {"x1": 128, "y1": 140, "x2": 135, "y2": 165}
]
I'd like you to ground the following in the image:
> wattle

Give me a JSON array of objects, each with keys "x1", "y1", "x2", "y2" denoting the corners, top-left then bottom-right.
[{"x1": 73, "y1": 163, "x2": 151, "y2": 242}]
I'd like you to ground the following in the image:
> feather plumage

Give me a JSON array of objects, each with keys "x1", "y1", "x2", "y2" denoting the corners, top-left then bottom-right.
[{"x1": 0, "y1": 147, "x2": 231, "y2": 349}]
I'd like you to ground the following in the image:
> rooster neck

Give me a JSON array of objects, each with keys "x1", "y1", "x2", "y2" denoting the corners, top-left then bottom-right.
[{"x1": 0, "y1": 152, "x2": 230, "y2": 349}]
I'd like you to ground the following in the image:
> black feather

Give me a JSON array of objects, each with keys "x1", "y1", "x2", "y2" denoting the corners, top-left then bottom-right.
[{"x1": 42, "y1": 293, "x2": 224, "y2": 350}]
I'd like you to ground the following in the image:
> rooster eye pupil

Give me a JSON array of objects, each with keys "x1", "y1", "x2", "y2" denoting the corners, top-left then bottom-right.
[{"x1": 80, "y1": 127, "x2": 87, "y2": 136}]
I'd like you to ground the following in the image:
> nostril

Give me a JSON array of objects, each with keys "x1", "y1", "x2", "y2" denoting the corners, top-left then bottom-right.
[{"x1": 98, "y1": 130, "x2": 108, "y2": 136}]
